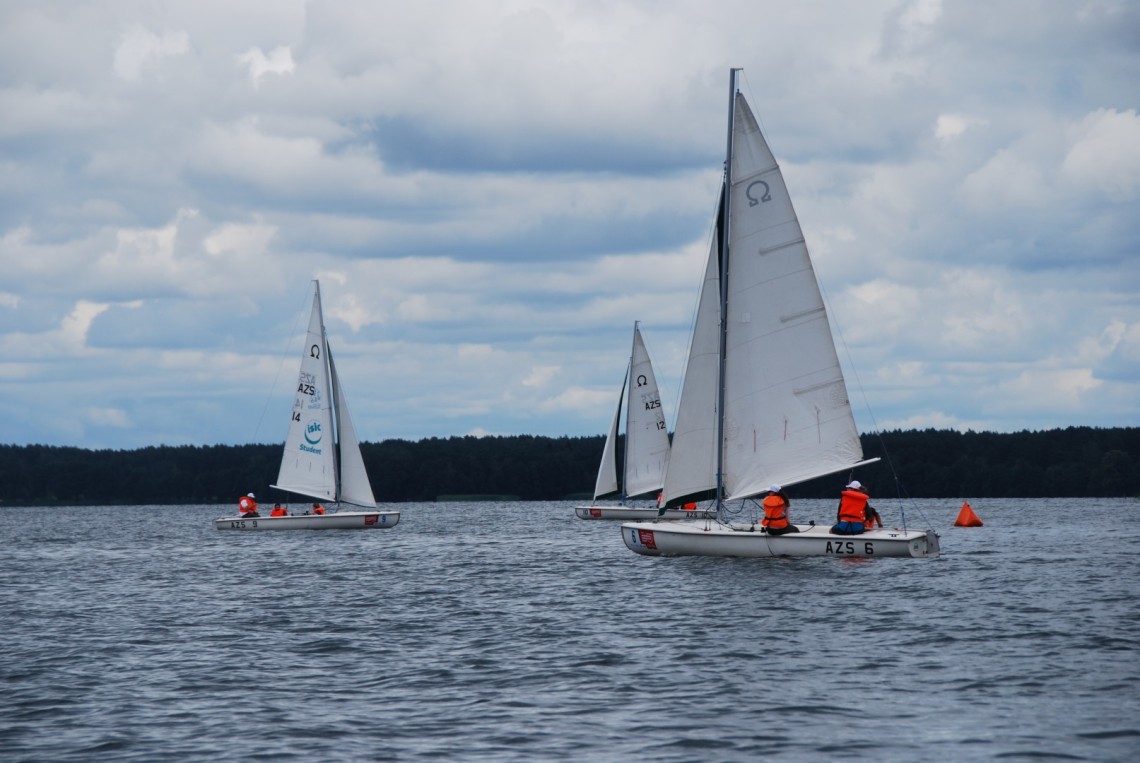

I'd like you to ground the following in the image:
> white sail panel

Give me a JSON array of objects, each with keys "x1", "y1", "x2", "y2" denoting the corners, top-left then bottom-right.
[
  {"x1": 593, "y1": 369, "x2": 624, "y2": 499},
  {"x1": 623, "y1": 325, "x2": 670, "y2": 498},
  {"x1": 273, "y1": 286, "x2": 337, "y2": 502},
  {"x1": 722, "y1": 92, "x2": 865, "y2": 500},
  {"x1": 330, "y1": 350, "x2": 377, "y2": 508},
  {"x1": 661, "y1": 230, "x2": 721, "y2": 505}
]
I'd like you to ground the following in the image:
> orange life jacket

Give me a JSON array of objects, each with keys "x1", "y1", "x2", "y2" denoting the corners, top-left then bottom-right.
[
  {"x1": 270, "y1": 507, "x2": 287, "y2": 517},
  {"x1": 838, "y1": 490, "x2": 868, "y2": 522},
  {"x1": 761, "y1": 495, "x2": 789, "y2": 529},
  {"x1": 239, "y1": 496, "x2": 258, "y2": 514},
  {"x1": 312, "y1": 505, "x2": 326, "y2": 515},
  {"x1": 682, "y1": 502, "x2": 697, "y2": 511}
]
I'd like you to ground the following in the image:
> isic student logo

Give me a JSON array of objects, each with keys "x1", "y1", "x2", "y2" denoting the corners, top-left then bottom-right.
[{"x1": 301, "y1": 421, "x2": 323, "y2": 454}]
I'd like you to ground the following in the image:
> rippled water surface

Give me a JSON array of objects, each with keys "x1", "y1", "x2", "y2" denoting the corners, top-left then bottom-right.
[{"x1": 2, "y1": 498, "x2": 1138, "y2": 761}]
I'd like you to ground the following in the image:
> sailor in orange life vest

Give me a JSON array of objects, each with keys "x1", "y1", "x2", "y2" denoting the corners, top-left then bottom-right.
[
  {"x1": 831, "y1": 481, "x2": 872, "y2": 535},
  {"x1": 311, "y1": 503, "x2": 326, "y2": 515},
  {"x1": 238, "y1": 492, "x2": 259, "y2": 518},
  {"x1": 270, "y1": 503, "x2": 287, "y2": 517},
  {"x1": 760, "y1": 484, "x2": 799, "y2": 535}
]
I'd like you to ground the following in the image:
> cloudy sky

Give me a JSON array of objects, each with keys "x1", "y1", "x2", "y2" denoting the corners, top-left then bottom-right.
[{"x1": 2, "y1": 0, "x2": 1137, "y2": 450}]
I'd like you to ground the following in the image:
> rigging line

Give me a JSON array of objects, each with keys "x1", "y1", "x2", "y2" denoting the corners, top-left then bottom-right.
[
  {"x1": 735, "y1": 70, "x2": 770, "y2": 143},
  {"x1": 888, "y1": 473, "x2": 936, "y2": 531},
  {"x1": 252, "y1": 283, "x2": 311, "y2": 445},
  {"x1": 816, "y1": 274, "x2": 933, "y2": 530}
]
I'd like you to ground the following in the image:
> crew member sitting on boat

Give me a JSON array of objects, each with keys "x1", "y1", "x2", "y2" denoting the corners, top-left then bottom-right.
[
  {"x1": 831, "y1": 481, "x2": 870, "y2": 535},
  {"x1": 311, "y1": 503, "x2": 326, "y2": 515},
  {"x1": 761, "y1": 485, "x2": 799, "y2": 535},
  {"x1": 270, "y1": 503, "x2": 287, "y2": 517},
  {"x1": 238, "y1": 493, "x2": 259, "y2": 518}
]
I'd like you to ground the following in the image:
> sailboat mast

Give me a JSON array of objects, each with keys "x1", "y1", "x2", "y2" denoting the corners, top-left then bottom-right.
[
  {"x1": 313, "y1": 281, "x2": 341, "y2": 502},
  {"x1": 715, "y1": 68, "x2": 739, "y2": 514}
]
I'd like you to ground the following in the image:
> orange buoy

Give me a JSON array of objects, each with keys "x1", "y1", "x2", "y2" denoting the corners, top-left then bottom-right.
[{"x1": 954, "y1": 501, "x2": 983, "y2": 527}]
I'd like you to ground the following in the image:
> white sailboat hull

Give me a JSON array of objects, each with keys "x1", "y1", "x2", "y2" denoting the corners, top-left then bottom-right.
[
  {"x1": 214, "y1": 511, "x2": 400, "y2": 531},
  {"x1": 620, "y1": 520, "x2": 940, "y2": 558},
  {"x1": 575, "y1": 505, "x2": 716, "y2": 521}
]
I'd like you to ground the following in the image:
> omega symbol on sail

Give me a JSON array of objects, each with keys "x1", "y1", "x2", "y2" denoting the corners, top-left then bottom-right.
[
  {"x1": 746, "y1": 180, "x2": 772, "y2": 206},
  {"x1": 304, "y1": 421, "x2": 323, "y2": 445}
]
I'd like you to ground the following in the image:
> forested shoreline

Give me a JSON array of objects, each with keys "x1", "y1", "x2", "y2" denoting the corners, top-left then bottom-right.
[{"x1": 1, "y1": 426, "x2": 1137, "y2": 506}]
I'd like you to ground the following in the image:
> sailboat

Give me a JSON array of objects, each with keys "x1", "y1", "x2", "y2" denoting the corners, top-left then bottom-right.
[
  {"x1": 215, "y1": 281, "x2": 400, "y2": 531},
  {"x1": 621, "y1": 70, "x2": 939, "y2": 558},
  {"x1": 575, "y1": 322, "x2": 713, "y2": 521}
]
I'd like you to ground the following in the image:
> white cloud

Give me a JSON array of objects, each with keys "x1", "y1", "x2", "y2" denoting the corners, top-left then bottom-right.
[
  {"x1": 539, "y1": 386, "x2": 612, "y2": 414},
  {"x1": 113, "y1": 25, "x2": 190, "y2": 81},
  {"x1": 959, "y1": 147, "x2": 1051, "y2": 210},
  {"x1": 934, "y1": 113, "x2": 986, "y2": 143},
  {"x1": 60, "y1": 301, "x2": 111, "y2": 349},
  {"x1": 872, "y1": 410, "x2": 987, "y2": 433},
  {"x1": 237, "y1": 45, "x2": 295, "y2": 86},
  {"x1": 203, "y1": 219, "x2": 277, "y2": 260},
  {"x1": 522, "y1": 366, "x2": 560, "y2": 388},
  {"x1": 1060, "y1": 108, "x2": 1140, "y2": 201},
  {"x1": 998, "y1": 368, "x2": 1102, "y2": 410},
  {"x1": 87, "y1": 407, "x2": 132, "y2": 428}
]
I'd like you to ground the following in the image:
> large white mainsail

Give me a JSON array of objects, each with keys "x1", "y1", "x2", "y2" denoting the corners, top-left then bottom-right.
[
  {"x1": 623, "y1": 324, "x2": 670, "y2": 498},
  {"x1": 272, "y1": 282, "x2": 378, "y2": 507},
  {"x1": 274, "y1": 284, "x2": 338, "y2": 502},
  {"x1": 661, "y1": 82, "x2": 873, "y2": 508},
  {"x1": 720, "y1": 91, "x2": 869, "y2": 500}
]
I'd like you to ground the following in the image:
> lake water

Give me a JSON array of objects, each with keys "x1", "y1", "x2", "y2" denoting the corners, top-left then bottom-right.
[{"x1": 1, "y1": 498, "x2": 1138, "y2": 762}]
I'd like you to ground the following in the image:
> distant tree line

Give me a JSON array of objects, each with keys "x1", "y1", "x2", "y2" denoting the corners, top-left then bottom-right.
[{"x1": 0, "y1": 426, "x2": 1136, "y2": 506}]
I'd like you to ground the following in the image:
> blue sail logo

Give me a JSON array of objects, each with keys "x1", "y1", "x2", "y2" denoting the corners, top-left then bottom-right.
[{"x1": 304, "y1": 421, "x2": 323, "y2": 445}]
